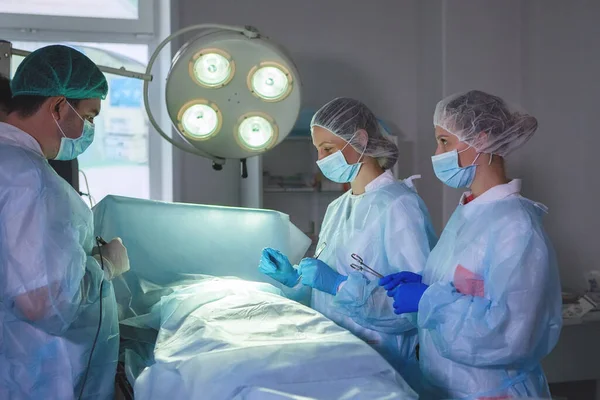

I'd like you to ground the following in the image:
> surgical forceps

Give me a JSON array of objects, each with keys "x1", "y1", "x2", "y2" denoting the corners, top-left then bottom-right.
[
  {"x1": 350, "y1": 254, "x2": 383, "y2": 279},
  {"x1": 314, "y1": 241, "x2": 327, "y2": 259},
  {"x1": 294, "y1": 242, "x2": 327, "y2": 285}
]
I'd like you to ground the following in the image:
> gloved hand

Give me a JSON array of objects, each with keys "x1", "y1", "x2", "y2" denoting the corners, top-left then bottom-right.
[
  {"x1": 386, "y1": 282, "x2": 428, "y2": 314},
  {"x1": 379, "y1": 271, "x2": 423, "y2": 291},
  {"x1": 298, "y1": 258, "x2": 347, "y2": 296},
  {"x1": 258, "y1": 248, "x2": 300, "y2": 287},
  {"x1": 93, "y1": 238, "x2": 130, "y2": 280}
]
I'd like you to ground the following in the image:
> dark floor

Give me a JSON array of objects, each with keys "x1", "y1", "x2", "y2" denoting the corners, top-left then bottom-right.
[
  {"x1": 115, "y1": 380, "x2": 599, "y2": 399},
  {"x1": 550, "y1": 380, "x2": 598, "y2": 400}
]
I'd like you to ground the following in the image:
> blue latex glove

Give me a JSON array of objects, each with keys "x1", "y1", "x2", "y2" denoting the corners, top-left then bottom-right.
[
  {"x1": 387, "y1": 282, "x2": 428, "y2": 314},
  {"x1": 298, "y1": 258, "x2": 347, "y2": 296},
  {"x1": 379, "y1": 271, "x2": 423, "y2": 291},
  {"x1": 258, "y1": 248, "x2": 299, "y2": 287}
]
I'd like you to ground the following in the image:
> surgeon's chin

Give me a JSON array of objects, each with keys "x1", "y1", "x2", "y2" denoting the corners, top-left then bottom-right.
[{"x1": 45, "y1": 144, "x2": 61, "y2": 161}]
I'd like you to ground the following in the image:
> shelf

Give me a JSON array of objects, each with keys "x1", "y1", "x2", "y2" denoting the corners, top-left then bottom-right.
[
  {"x1": 264, "y1": 187, "x2": 314, "y2": 193},
  {"x1": 263, "y1": 187, "x2": 344, "y2": 193}
]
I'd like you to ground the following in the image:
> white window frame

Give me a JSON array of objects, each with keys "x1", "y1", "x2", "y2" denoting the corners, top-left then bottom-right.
[
  {"x1": 0, "y1": 1, "x2": 153, "y2": 37},
  {"x1": 0, "y1": 0, "x2": 173, "y2": 202}
]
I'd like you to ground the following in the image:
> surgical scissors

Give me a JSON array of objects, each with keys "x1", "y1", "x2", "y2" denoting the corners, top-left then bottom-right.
[{"x1": 350, "y1": 254, "x2": 383, "y2": 279}]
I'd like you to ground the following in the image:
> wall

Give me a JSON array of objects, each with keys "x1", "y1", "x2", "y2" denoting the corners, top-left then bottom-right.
[
  {"x1": 173, "y1": 0, "x2": 600, "y2": 289},
  {"x1": 518, "y1": 0, "x2": 600, "y2": 291},
  {"x1": 416, "y1": 0, "x2": 444, "y2": 230}
]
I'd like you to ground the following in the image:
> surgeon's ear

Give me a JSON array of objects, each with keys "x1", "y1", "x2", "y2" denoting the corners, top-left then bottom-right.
[
  {"x1": 356, "y1": 129, "x2": 368, "y2": 148},
  {"x1": 49, "y1": 96, "x2": 67, "y2": 121},
  {"x1": 477, "y1": 131, "x2": 488, "y2": 144}
]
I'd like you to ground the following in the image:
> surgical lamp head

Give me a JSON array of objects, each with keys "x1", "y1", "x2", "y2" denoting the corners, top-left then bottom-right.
[{"x1": 152, "y1": 25, "x2": 302, "y2": 164}]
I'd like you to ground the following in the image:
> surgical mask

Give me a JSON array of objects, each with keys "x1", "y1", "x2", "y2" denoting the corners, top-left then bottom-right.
[
  {"x1": 53, "y1": 102, "x2": 95, "y2": 161},
  {"x1": 431, "y1": 147, "x2": 481, "y2": 189},
  {"x1": 316, "y1": 138, "x2": 365, "y2": 183}
]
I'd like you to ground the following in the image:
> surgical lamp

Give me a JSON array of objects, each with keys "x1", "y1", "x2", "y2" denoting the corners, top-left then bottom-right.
[{"x1": 0, "y1": 24, "x2": 302, "y2": 171}]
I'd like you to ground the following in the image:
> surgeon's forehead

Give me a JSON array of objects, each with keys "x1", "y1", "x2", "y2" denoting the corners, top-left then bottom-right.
[
  {"x1": 435, "y1": 126, "x2": 453, "y2": 138},
  {"x1": 311, "y1": 127, "x2": 327, "y2": 146},
  {"x1": 312, "y1": 125, "x2": 341, "y2": 146}
]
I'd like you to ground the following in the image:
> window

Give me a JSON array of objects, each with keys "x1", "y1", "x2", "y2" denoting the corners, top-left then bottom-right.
[
  {"x1": 0, "y1": 0, "x2": 139, "y2": 20},
  {"x1": 0, "y1": 0, "x2": 152, "y2": 35},
  {"x1": 10, "y1": 41, "x2": 151, "y2": 204}
]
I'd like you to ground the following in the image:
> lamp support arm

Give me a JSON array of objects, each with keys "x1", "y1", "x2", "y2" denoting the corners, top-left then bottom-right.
[{"x1": 0, "y1": 23, "x2": 260, "y2": 165}]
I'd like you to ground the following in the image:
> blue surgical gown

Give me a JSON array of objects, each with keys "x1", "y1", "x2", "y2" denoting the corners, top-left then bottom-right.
[
  {"x1": 0, "y1": 123, "x2": 119, "y2": 399},
  {"x1": 418, "y1": 181, "x2": 562, "y2": 399},
  {"x1": 288, "y1": 171, "x2": 437, "y2": 390}
]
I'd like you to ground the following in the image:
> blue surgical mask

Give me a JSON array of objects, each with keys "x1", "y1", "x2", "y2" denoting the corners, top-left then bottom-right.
[
  {"x1": 316, "y1": 140, "x2": 365, "y2": 183},
  {"x1": 53, "y1": 102, "x2": 95, "y2": 161},
  {"x1": 431, "y1": 148, "x2": 481, "y2": 189}
]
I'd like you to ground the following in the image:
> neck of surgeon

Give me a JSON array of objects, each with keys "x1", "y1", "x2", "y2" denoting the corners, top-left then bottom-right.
[
  {"x1": 4, "y1": 97, "x2": 66, "y2": 159},
  {"x1": 5, "y1": 111, "x2": 56, "y2": 159},
  {"x1": 470, "y1": 153, "x2": 509, "y2": 198},
  {"x1": 352, "y1": 157, "x2": 384, "y2": 195}
]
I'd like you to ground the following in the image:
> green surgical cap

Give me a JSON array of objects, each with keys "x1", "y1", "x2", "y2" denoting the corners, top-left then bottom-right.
[{"x1": 11, "y1": 45, "x2": 108, "y2": 100}]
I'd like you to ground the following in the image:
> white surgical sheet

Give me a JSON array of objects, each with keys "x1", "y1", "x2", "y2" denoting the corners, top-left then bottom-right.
[{"x1": 132, "y1": 277, "x2": 416, "y2": 399}]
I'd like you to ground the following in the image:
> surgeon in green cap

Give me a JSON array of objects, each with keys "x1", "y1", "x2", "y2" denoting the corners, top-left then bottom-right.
[{"x1": 0, "y1": 44, "x2": 130, "y2": 399}]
